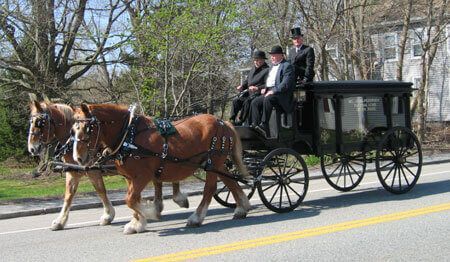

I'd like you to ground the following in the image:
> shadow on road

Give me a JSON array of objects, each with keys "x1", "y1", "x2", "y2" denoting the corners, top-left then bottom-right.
[{"x1": 107, "y1": 178, "x2": 450, "y2": 236}]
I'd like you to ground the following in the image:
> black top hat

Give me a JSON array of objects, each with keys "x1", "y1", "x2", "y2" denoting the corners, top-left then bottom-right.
[
  {"x1": 268, "y1": 45, "x2": 284, "y2": 54},
  {"x1": 252, "y1": 50, "x2": 267, "y2": 60},
  {"x1": 290, "y1": 27, "x2": 303, "y2": 38}
]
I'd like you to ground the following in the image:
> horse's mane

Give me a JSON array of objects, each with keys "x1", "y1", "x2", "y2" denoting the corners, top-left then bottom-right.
[
  {"x1": 87, "y1": 104, "x2": 130, "y2": 121},
  {"x1": 43, "y1": 102, "x2": 74, "y2": 122},
  {"x1": 52, "y1": 103, "x2": 75, "y2": 123}
]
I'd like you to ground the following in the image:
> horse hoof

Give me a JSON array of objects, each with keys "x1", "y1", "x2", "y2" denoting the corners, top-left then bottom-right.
[
  {"x1": 179, "y1": 198, "x2": 189, "y2": 209},
  {"x1": 144, "y1": 205, "x2": 161, "y2": 221},
  {"x1": 174, "y1": 193, "x2": 189, "y2": 208},
  {"x1": 100, "y1": 216, "x2": 113, "y2": 226},
  {"x1": 100, "y1": 209, "x2": 115, "y2": 226},
  {"x1": 123, "y1": 224, "x2": 136, "y2": 235},
  {"x1": 186, "y1": 221, "x2": 201, "y2": 227},
  {"x1": 123, "y1": 219, "x2": 146, "y2": 234},
  {"x1": 51, "y1": 221, "x2": 64, "y2": 231},
  {"x1": 186, "y1": 213, "x2": 203, "y2": 227},
  {"x1": 233, "y1": 207, "x2": 248, "y2": 220}
]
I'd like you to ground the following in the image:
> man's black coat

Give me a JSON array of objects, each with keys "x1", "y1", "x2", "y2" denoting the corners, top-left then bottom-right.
[{"x1": 288, "y1": 45, "x2": 315, "y2": 82}]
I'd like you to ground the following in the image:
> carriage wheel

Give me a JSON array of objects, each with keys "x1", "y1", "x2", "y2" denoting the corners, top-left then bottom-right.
[
  {"x1": 320, "y1": 152, "x2": 366, "y2": 192},
  {"x1": 214, "y1": 179, "x2": 256, "y2": 208},
  {"x1": 375, "y1": 127, "x2": 422, "y2": 194},
  {"x1": 257, "y1": 148, "x2": 309, "y2": 213}
]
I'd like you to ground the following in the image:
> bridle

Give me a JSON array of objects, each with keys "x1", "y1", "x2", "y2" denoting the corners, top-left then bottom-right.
[
  {"x1": 29, "y1": 111, "x2": 56, "y2": 147},
  {"x1": 73, "y1": 105, "x2": 136, "y2": 167},
  {"x1": 73, "y1": 116, "x2": 103, "y2": 165},
  {"x1": 29, "y1": 105, "x2": 70, "y2": 147}
]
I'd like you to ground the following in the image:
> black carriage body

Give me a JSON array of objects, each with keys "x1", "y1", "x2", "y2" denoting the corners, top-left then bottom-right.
[
  {"x1": 310, "y1": 81, "x2": 413, "y2": 156},
  {"x1": 218, "y1": 80, "x2": 420, "y2": 211},
  {"x1": 236, "y1": 80, "x2": 414, "y2": 157}
]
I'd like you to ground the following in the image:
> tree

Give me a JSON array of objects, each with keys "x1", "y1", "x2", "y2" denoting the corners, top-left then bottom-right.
[
  {"x1": 295, "y1": 0, "x2": 343, "y2": 80},
  {"x1": 411, "y1": 0, "x2": 449, "y2": 142},
  {"x1": 0, "y1": 0, "x2": 128, "y2": 99},
  {"x1": 396, "y1": 0, "x2": 414, "y2": 81},
  {"x1": 124, "y1": 0, "x2": 241, "y2": 117}
]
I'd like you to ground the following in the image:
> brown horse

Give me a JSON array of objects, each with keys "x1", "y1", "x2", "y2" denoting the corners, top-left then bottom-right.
[
  {"x1": 72, "y1": 103, "x2": 251, "y2": 234},
  {"x1": 27, "y1": 96, "x2": 188, "y2": 230}
]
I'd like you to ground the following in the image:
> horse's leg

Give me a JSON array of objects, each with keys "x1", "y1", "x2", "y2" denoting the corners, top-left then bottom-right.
[
  {"x1": 87, "y1": 172, "x2": 115, "y2": 225},
  {"x1": 219, "y1": 175, "x2": 251, "y2": 219},
  {"x1": 172, "y1": 182, "x2": 189, "y2": 208},
  {"x1": 123, "y1": 178, "x2": 150, "y2": 234},
  {"x1": 186, "y1": 172, "x2": 217, "y2": 227},
  {"x1": 51, "y1": 172, "x2": 80, "y2": 230},
  {"x1": 145, "y1": 181, "x2": 163, "y2": 221}
]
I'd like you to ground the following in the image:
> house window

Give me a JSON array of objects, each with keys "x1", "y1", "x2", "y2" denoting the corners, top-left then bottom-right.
[
  {"x1": 411, "y1": 29, "x2": 424, "y2": 57},
  {"x1": 384, "y1": 33, "x2": 398, "y2": 60},
  {"x1": 413, "y1": 77, "x2": 421, "y2": 89}
]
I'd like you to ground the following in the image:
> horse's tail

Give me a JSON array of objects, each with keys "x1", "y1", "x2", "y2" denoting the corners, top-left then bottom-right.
[{"x1": 224, "y1": 121, "x2": 250, "y2": 177}]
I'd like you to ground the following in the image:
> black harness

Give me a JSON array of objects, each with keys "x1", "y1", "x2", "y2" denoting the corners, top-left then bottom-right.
[{"x1": 114, "y1": 116, "x2": 243, "y2": 181}]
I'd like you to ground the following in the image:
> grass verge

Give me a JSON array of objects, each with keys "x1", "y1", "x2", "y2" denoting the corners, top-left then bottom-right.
[
  {"x1": 0, "y1": 166, "x2": 127, "y2": 201},
  {"x1": 0, "y1": 155, "x2": 321, "y2": 201}
]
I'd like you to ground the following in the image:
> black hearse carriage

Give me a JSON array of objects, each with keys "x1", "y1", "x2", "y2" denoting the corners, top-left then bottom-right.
[{"x1": 214, "y1": 80, "x2": 422, "y2": 213}]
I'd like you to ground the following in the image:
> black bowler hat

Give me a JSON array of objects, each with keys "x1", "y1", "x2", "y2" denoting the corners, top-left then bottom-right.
[
  {"x1": 290, "y1": 27, "x2": 303, "y2": 38},
  {"x1": 252, "y1": 50, "x2": 267, "y2": 60},
  {"x1": 268, "y1": 45, "x2": 284, "y2": 54}
]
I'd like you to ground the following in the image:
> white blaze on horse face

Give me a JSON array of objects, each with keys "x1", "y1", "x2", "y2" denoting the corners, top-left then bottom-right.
[
  {"x1": 72, "y1": 124, "x2": 84, "y2": 164},
  {"x1": 27, "y1": 119, "x2": 40, "y2": 156},
  {"x1": 73, "y1": 129, "x2": 79, "y2": 163}
]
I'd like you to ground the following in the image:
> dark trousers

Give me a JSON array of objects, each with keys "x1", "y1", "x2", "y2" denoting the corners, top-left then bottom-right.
[
  {"x1": 232, "y1": 94, "x2": 258, "y2": 124},
  {"x1": 230, "y1": 95, "x2": 246, "y2": 120},
  {"x1": 250, "y1": 94, "x2": 285, "y2": 126}
]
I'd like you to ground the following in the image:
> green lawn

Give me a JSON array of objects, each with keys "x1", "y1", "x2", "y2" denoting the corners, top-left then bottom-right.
[{"x1": 0, "y1": 166, "x2": 127, "y2": 201}]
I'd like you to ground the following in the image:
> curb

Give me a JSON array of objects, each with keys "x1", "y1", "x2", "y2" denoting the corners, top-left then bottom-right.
[{"x1": 1, "y1": 157, "x2": 449, "y2": 220}]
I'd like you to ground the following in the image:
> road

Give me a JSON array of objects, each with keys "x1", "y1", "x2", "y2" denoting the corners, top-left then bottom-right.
[{"x1": 1, "y1": 161, "x2": 449, "y2": 261}]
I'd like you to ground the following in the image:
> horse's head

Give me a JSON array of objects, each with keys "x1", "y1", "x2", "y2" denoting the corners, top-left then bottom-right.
[
  {"x1": 28, "y1": 94, "x2": 55, "y2": 156},
  {"x1": 72, "y1": 103, "x2": 101, "y2": 165},
  {"x1": 72, "y1": 103, "x2": 130, "y2": 165}
]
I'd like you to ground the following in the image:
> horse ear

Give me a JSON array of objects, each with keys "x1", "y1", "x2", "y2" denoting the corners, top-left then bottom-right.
[
  {"x1": 42, "y1": 93, "x2": 51, "y2": 104},
  {"x1": 29, "y1": 93, "x2": 41, "y2": 111},
  {"x1": 80, "y1": 103, "x2": 92, "y2": 117},
  {"x1": 28, "y1": 93, "x2": 38, "y2": 103}
]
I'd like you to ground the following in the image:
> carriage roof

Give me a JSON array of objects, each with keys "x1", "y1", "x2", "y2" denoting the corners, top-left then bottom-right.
[{"x1": 305, "y1": 80, "x2": 413, "y2": 94}]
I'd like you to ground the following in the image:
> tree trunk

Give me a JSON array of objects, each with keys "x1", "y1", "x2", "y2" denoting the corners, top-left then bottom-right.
[{"x1": 396, "y1": 0, "x2": 413, "y2": 81}]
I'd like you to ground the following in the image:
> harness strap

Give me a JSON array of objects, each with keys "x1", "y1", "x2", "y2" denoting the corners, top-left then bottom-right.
[
  {"x1": 155, "y1": 139, "x2": 169, "y2": 177},
  {"x1": 116, "y1": 116, "x2": 234, "y2": 178}
]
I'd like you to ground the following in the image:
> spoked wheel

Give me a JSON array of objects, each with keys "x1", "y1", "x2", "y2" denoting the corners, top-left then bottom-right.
[
  {"x1": 320, "y1": 152, "x2": 366, "y2": 191},
  {"x1": 257, "y1": 148, "x2": 309, "y2": 213},
  {"x1": 375, "y1": 127, "x2": 422, "y2": 194},
  {"x1": 214, "y1": 179, "x2": 256, "y2": 208}
]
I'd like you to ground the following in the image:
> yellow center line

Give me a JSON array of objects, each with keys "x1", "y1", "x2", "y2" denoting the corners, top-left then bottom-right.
[{"x1": 135, "y1": 202, "x2": 450, "y2": 262}]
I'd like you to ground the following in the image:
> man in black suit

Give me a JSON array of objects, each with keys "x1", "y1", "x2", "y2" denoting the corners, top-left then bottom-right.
[
  {"x1": 288, "y1": 27, "x2": 315, "y2": 84},
  {"x1": 289, "y1": 27, "x2": 315, "y2": 131},
  {"x1": 250, "y1": 45, "x2": 295, "y2": 137},
  {"x1": 230, "y1": 50, "x2": 269, "y2": 125}
]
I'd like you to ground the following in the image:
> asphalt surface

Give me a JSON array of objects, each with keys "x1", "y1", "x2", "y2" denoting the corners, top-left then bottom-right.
[{"x1": 1, "y1": 151, "x2": 449, "y2": 220}]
